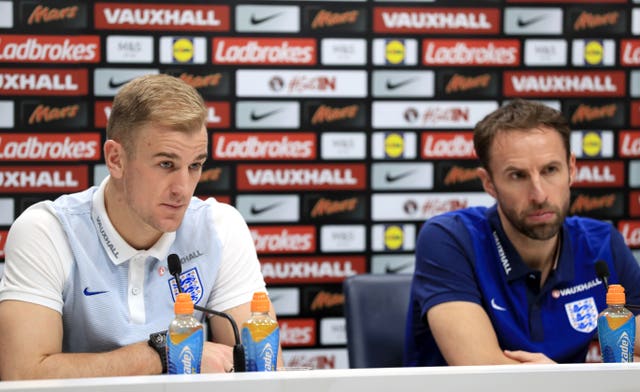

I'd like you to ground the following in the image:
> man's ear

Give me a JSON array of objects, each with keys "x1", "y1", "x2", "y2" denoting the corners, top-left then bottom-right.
[
  {"x1": 477, "y1": 166, "x2": 497, "y2": 199},
  {"x1": 104, "y1": 139, "x2": 125, "y2": 179},
  {"x1": 568, "y1": 152, "x2": 576, "y2": 186}
]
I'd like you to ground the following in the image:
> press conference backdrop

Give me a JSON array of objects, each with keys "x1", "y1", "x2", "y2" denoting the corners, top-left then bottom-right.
[{"x1": 0, "y1": 0, "x2": 639, "y2": 369}]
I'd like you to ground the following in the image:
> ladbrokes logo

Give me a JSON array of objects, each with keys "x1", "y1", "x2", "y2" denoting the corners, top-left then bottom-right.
[
  {"x1": 421, "y1": 132, "x2": 475, "y2": 159},
  {"x1": 250, "y1": 226, "x2": 316, "y2": 254},
  {"x1": 305, "y1": 102, "x2": 365, "y2": 129},
  {"x1": 620, "y1": 131, "x2": 640, "y2": 158},
  {"x1": 619, "y1": 221, "x2": 640, "y2": 248},
  {"x1": 237, "y1": 164, "x2": 366, "y2": 191},
  {"x1": 260, "y1": 256, "x2": 366, "y2": 284},
  {"x1": 374, "y1": 7, "x2": 499, "y2": 34},
  {"x1": 573, "y1": 161, "x2": 623, "y2": 187},
  {"x1": 0, "y1": 166, "x2": 88, "y2": 193},
  {"x1": 423, "y1": 39, "x2": 519, "y2": 66},
  {"x1": 566, "y1": 101, "x2": 624, "y2": 128},
  {"x1": 503, "y1": 71, "x2": 625, "y2": 97},
  {"x1": 212, "y1": 38, "x2": 316, "y2": 65},
  {"x1": 22, "y1": 101, "x2": 88, "y2": 129},
  {"x1": 0, "y1": 68, "x2": 87, "y2": 95},
  {"x1": 308, "y1": 8, "x2": 366, "y2": 32},
  {"x1": 0, "y1": 133, "x2": 100, "y2": 161},
  {"x1": 94, "y1": 3, "x2": 230, "y2": 31},
  {"x1": 213, "y1": 133, "x2": 316, "y2": 160},
  {"x1": 621, "y1": 40, "x2": 640, "y2": 66},
  {"x1": 0, "y1": 35, "x2": 99, "y2": 63},
  {"x1": 279, "y1": 319, "x2": 316, "y2": 347}
]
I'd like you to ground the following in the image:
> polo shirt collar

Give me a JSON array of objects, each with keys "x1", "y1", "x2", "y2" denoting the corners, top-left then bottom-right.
[{"x1": 91, "y1": 176, "x2": 176, "y2": 265}]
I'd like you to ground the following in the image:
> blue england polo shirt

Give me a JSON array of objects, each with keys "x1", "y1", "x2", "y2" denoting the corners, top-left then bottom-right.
[{"x1": 404, "y1": 205, "x2": 640, "y2": 366}]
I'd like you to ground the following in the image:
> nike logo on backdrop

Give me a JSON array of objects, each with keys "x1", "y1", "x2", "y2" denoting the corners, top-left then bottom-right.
[
  {"x1": 250, "y1": 13, "x2": 282, "y2": 25},
  {"x1": 250, "y1": 108, "x2": 282, "y2": 121},
  {"x1": 385, "y1": 170, "x2": 415, "y2": 183},
  {"x1": 108, "y1": 78, "x2": 132, "y2": 89},
  {"x1": 83, "y1": 287, "x2": 108, "y2": 296},
  {"x1": 386, "y1": 78, "x2": 417, "y2": 90},
  {"x1": 516, "y1": 15, "x2": 547, "y2": 28},
  {"x1": 250, "y1": 202, "x2": 282, "y2": 215},
  {"x1": 385, "y1": 262, "x2": 413, "y2": 274}
]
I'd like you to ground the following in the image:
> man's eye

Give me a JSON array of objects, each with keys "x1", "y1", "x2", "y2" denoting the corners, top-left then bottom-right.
[
  {"x1": 189, "y1": 162, "x2": 204, "y2": 170},
  {"x1": 160, "y1": 162, "x2": 173, "y2": 169}
]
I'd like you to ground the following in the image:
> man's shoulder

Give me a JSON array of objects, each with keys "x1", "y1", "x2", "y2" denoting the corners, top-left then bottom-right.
[
  {"x1": 564, "y1": 215, "x2": 613, "y2": 234},
  {"x1": 428, "y1": 206, "x2": 490, "y2": 226}
]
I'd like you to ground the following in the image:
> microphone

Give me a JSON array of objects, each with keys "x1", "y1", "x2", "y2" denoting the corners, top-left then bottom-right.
[
  {"x1": 167, "y1": 253, "x2": 246, "y2": 372},
  {"x1": 594, "y1": 260, "x2": 610, "y2": 291},
  {"x1": 593, "y1": 260, "x2": 640, "y2": 311}
]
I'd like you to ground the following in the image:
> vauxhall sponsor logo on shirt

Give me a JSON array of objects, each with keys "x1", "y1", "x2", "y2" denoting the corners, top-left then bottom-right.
[
  {"x1": 0, "y1": 133, "x2": 101, "y2": 161},
  {"x1": 619, "y1": 131, "x2": 640, "y2": 158},
  {"x1": 236, "y1": 164, "x2": 366, "y2": 191},
  {"x1": 373, "y1": 7, "x2": 500, "y2": 34},
  {"x1": 213, "y1": 133, "x2": 316, "y2": 160},
  {"x1": 250, "y1": 226, "x2": 316, "y2": 254},
  {"x1": 573, "y1": 161, "x2": 624, "y2": 187},
  {"x1": 0, "y1": 68, "x2": 87, "y2": 95},
  {"x1": 279, "y1": 319, "x2": 316, "y2": 347},
  {"x1": 0, "y1": 166, "x2": 87, "y2": 193},
  {"x1": 422, "y1": 39, "x2": 520, "y2": 66},
  {"x1": 260, "y1": 256, "x2": 366, "y2": 284},
  {"x1": 212, "y1": 38, "x2": 316, "y2": 65},
  {"x1": 503, "y1": 70, "x2": 626, "y2": 97},
  {"x1": 621, "y1": 40, "x2": 640, "y2": 66},
  {"x1": 552, "y1": 280, "x2": 603, "y2": 299},
  {"x1": 421, "y1": 132, "x2": 476, "y2": 159},
  {"x1": 94, "y1": 3, "x2": 230, "y2": 31},
  {"x1": 0, "y1": 35, "x2": 99, "y2": 63}
]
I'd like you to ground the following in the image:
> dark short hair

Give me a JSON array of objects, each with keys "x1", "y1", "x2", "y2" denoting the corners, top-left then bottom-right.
[
  {"x1": 473, "y1": 99, "x2": 570, "y2": 172},
  {"x1": 106, "y1": 74, "x2": 206, "y2": 156}
]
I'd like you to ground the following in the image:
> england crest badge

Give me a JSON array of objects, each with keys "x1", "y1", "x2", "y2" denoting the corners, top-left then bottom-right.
[{"x1": 564, "y1": 297, "x2": 598, "y2": 333}]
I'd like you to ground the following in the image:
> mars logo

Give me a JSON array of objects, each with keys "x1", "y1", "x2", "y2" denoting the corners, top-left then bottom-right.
[
  {"x1": 566, "y1": 102, "x2": 624, "y2": 128},
  {"x1": 305, "y1": 102, "x2": 365, "y2": 129},
  {"x1": 570, "y1": 193, "x2": 622, "y2": 218},
  {"x1": 570, "y1": 10, "x2": 625, "y2": 34},
  {"x1": 442, "y1": 72, "x2": 496, "y2": 97},
  {"x1": 22, "y1": 101, "x2": 88, "y2": 129},
  {"x1": 165, "y1": 70, "x2": 230, "y2": 97},
  {"x1": 573, "y1": 161, "x2": 623, "y2": 187},
  {"x1": 304, "y1": 194, "x2": 366, "y2": 221},
  {"x1": 23, "y1": 3, "x2": 87, "y2": 29},
  {"x1": 308, "y1": 8, "x2": 365, "y2": 32}
]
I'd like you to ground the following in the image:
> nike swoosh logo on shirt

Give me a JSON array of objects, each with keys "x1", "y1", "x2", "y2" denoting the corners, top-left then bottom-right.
[
  {"x1": 517, "y1": 15, "x2": 547, "y2": 28},
  {"x1": 250, "y1": 13, "x2": 282, "y2": 25},
  {"x1": 385, "y1": 170, "x2": 415, "y2": 183},
  {"x1": 83, "y1": 287, "x2": 109, "y2": 296},
  {"x1": 250, "y1": 108, "x2": 282, "y2": 121},
  {"x1": 250, "y1": 202, "x2": 282, "y2": 215},
  {"x1": 386, "y1": 78, "x2": 416, "y2": 90},
  {"x1": 491, "y1": 298, "x2": 507, "y2": 311}
]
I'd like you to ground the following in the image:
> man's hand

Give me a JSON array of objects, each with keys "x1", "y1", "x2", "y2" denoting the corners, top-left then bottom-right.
[
  {"x1": 201, "y1": 341, "x2": 234, "y2": 373},
  {"x1": 503, "y1": 350, "x2": 556, "y2": 364}
]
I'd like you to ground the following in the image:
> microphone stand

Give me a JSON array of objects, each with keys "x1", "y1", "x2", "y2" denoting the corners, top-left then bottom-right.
[{"x1": 193, "y1": 304, "x2": 246, "y2": 373}]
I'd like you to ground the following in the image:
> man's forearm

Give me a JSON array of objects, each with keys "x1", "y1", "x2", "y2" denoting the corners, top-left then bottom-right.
[{"x1": 2, "y1": 342, "x2": 161, "y2": 380}]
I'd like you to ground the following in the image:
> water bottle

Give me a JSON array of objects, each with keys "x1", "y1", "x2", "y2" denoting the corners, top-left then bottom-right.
[
  {"x1": 597, "y1": 284, "x2": 636, "y2": 363},
  {"x1": 167, "y1": 292, "x2": 204, "y2": 374},
  {"x1": 242, "y1": 292, "x2": 279, "y2": 371}
]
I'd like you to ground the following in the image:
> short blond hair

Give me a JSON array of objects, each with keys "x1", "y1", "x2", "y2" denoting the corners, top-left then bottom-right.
[{"x1": 106, "y1": 74, "x2": 207, "y2": 155}]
